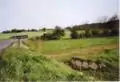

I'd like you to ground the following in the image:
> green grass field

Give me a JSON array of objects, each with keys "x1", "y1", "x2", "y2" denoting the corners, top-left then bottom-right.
[
  {"x1": 0, "y1": 30, "x2": 119, "y2": 81},
  {"x1": 0, "y1": 32, "x2": 44, "y2": 40},
  {"x1": 0, "y1": 48, "x2": 90, "y2": 81},
  {"x1": 0, "y1": 38, "x2": 119, "y2": 81},
  {"x1": 0, "y1": 30, "x2": 70, "y2": 40},
  {"x1": 25, "y1": 36, "x2": 118, "y2": 54}
]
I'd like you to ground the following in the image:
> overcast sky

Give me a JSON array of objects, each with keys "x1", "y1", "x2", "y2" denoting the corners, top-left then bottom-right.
[{"x1": 0, "y1": 0, "x2": 119, "y2": 31}]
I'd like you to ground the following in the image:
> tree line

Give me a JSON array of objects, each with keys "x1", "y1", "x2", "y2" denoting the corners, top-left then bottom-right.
[
  {"x1": 2, "y1": 29, "x2": 38, "y2": 33},
  {"x1": 40, "y1": 15, "x2": 119, "y2": 40},
  {"x1": 1, "y1": 14, "x2": 119, "y2": 40},
  {"x1": 70, "y1": 15, "x2": 119, "y2": 39}
]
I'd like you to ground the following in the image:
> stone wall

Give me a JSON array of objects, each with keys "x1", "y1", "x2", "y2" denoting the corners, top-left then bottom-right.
[{"x1": 67, "y1": 56, "x2": 106, "y2": 71}]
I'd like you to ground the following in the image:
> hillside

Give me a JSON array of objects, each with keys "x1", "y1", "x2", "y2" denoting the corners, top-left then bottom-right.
[
  {"x1": 0, "y1": 36, "x2": 119, "y2": 81},
  {"x1": 0, "y1": 48, "x2": 90, "y2": 81}
]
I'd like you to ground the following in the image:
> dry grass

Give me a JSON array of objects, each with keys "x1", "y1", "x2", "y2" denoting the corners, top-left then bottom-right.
[{"x1": 45, "y1": 44, "x2": 118, "y2": 60}]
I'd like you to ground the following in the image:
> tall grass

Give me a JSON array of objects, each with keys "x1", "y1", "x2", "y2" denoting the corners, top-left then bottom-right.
[
  {"x1": 76, "y1": 49, "x2": 119, "y2": 81},
  {"x1": 0, "y1": 48, "x2": 89, "y2": 81},
  {"x1": 93, "y1": 49, "x2": 119, "y2": 80}
]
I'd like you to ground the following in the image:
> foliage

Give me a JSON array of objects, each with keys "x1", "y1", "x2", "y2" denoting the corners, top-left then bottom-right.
[
  {"x1": 42, "y1": 27, "x2": 46, "y2": 32},
  {"x1": 25, "y1": 36, "x2": 118, "y2": 54},
  {"x1": 53, "y1": 26, "x2": 65, "y2": 36},
  {"x1": 64, "y1": 48, "x2": 119, "y2": 81},
  {"x1": 69, "y1": 15, "x2": 119, "y2": 39},
  {"x1": 2, "y1": 29, "x2": 38, "y2": 34},
  {"x1": 95, "y1": 49, "x2": 119, "y2": 80},
  {"x1": 85, "y1": 29, "x2": 93, "y2": 37},
  {"x1": 65, "y1": 27, "x2": 72, "y2": 31},
  {"x1": 40, "y1": 26, "x2": 65, "y2": 40},
  {"x1": 70, "y1": 29, "x2": 79, "y2": 39},
  {"x1": 0, "y1": 48, "x2": 88, "y2": 81},
  {"x1": 0, "y1": 32, "x2": 44, "y2": 40},
  {"x1": 41, "y1": 33, "x2": 61, "y2": 40}
]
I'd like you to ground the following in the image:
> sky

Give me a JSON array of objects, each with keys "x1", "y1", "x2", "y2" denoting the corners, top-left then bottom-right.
[{"x1": 0, "y1": 0, "x2": 119, "y2": 31}]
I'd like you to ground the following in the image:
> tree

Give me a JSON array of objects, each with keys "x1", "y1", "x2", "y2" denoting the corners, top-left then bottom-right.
[
  {"x1": 42, "y1": 27, "x2": 46, "y2": 32},
  {"x1": 85, "y1": 29, "x2": 93, "y2": 37},
  {"x1": 70, "y1": 29, "x2": 79, "y2": 39},
  {"x1": 40, "y1": 26, "x2": 65, "y2": 40},
  {"x1": 66, "y1": 27, "x2": 72, "y2": 31},
  {"x1": 53, "y1": 26, "x2": 65, "y2": 37},
  {"x1": 107, "y1": 14, "x2": 118, "y2": 22},
  {"x1": 41, "y1": 33, "x2": 61, "y2": 40},
  {"x1": 91, "y1": 29, "x2": 101, "y2": 37},
  {"x1": 102, "y1": 29, "x2": 111, "y2": 36},
  {"x1": 31, "y1": 29, "x2": 38, "y2": 32},
  {"x1": 97, "y1": 16, "x2": 108, "y2": 23},
  {"x1": 79, "y1": 32, "x2": 86, "y2": 38},
  {"x1": 2, "y1": 30, "x2": 11, "y2": 33}
]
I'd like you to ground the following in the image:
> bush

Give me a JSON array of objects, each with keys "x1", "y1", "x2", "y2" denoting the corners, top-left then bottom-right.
[
  {"x1": 102, "y1": 30, "x2": 111, "y2": 36},
  {"x1": 70, "y1": 30, "x2": 79, "y2": 39},
  {"x1": 53, "y1": 26, "x2": 65, "y2": 37},
  {"x1": 40, "y1": 27, "x2": 65, "y2": 40},
  {"x1": 79, "y1": 32, "x2": 86, "y2": 38},
  {"x1": 92, "y1": 30, "x2": 99, "y2": 36},
  {"x1": 41, "y1": 33, "x2": 60, "y2": 40},
  {"x1": 42, "y1": 28, "x2": 46, "y2": 32},
  {"x1": 35, "y1": 36, "x2": 41, "y2": 40},
  {"x1": 85, "y1": 29, "x2": 93, "y2": 37}
]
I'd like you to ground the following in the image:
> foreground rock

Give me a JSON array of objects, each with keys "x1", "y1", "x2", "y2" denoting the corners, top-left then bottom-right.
[{"x1": 68, "y1": 56, "x2": 106, "y2": 71}]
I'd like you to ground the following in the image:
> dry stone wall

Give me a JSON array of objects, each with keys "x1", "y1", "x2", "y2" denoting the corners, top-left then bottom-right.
[{"x1": 68, "y1": 56, "x2": 106, "y2": 71}]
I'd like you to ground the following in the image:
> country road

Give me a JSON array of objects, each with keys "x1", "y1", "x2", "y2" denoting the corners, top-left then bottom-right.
[{"x1": 0, "y1": 40, "x2": 16, "y2": 52}]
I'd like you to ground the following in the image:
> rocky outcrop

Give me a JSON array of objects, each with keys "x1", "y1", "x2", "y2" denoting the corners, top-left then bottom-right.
[{"x1": 68, "y1": 56, "x2": 106, "y2": 71}]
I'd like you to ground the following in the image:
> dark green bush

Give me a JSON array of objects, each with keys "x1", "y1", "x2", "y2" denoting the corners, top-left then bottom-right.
[{"x1": 70, "y1": 29, "x2": 79, "y2": 39}]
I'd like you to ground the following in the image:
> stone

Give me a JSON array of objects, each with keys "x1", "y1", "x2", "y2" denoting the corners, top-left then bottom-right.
[
  {"x1": 89, "y1": 62, "x2": 98, "y2": 70},
  {"x1": 75, "y1": 60, "x2": 82, "y2": 69},
  {"x1": 82, "y1": 61, "x2": 89, "y2": 69},
  {"x1": 72, "y1": 56, "x2": 84, "y2": 62},
  {"x1": 99, "y1": 63, "x2": 106, "y2": 69},
  {"x1": 71, "y1": 60, "x2": 77, "y2": 69}
]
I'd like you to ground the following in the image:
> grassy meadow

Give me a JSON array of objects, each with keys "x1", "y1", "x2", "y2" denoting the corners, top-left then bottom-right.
[
  {"x1": 22, "y1": 35, "x2": 119, "y2": 81},
  {"x1": 24, "y1": 36, "x2": 118, "y2": 54},
  {"x1": 0, "y1": 30, "x2": 119, "y2": 81},
  {"x1": 0, "y1": 48, "x2": 89, "y2": 81},
  {"x1": 0, "y1": 43, "x2": 118, "y2": 81},
  {"x1": 0, "y1": 32, "x2": 43, "y2": 40},
  {"x1": 0, "y1": 30, "x2": 70, "y2": 40}
]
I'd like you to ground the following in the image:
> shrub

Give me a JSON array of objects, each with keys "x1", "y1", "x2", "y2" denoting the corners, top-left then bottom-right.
[
  {"x1": 91, "y1": 30, "x2": 100, "y2": 36},
  {"x1": 53, "y1": 26, "x2": 65, "y2": 37},
  {"x1": 79, "y1": 32, "x2": 86, "y2": 38},
  {"x1": 102, "y1": 30, "x2": 111, "y2": 36},
  {"x1": 85, "y1": 29, "x2": 93, "y2": 37},
  {"x1": 70, "y1": 29, "x2": 79, "y2": 39},
  {"x1": 40, "y1": 27, "x2": 65, "y2": 40},
  {"x1": 41, "y1": 33, "x2": 60, "y2": 40}
]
